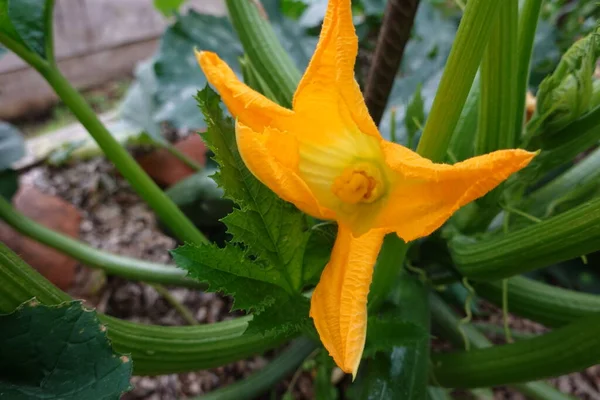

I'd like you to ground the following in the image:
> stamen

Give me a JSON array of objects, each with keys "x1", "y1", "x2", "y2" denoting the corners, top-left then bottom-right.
[{"x1": 331, "y1": 162, "x2": 384, "y2": 204}]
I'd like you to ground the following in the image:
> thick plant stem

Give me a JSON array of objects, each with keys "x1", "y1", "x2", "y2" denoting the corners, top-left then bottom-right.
[
  {"x1": 225, "y1": 0, "x2": 301, "y2": 106},
  {"x1": 0, "y1": 33, "x2": 206, "y2": 245},
  {"x1": 432, "y1": 312, "x2": 600, "y2": 387},
  {"x1": 476, "y1": 276, "x2": 600, "y2": 328},
  {"x1": 41, "y1": 68, "x2": 207, "y2": 245},
  {"x1": 364, "y1": 0, "x2": 421, "y2": 126},
  {"x1": 477, "y1": 0, "x2": 519, "y2": 154},
  {"x1": 0, "y1": 197, "x2": 200, "y2": 288},
  {"x1": 430, "y1": 294, "x2": 576, "y2": 399},
  {"x1": 417, "y1": 0, "x2": 502, "y2": 162},
  {"x1": 0, "y1": 243, "x2": 290, "y2": 375},
  {"x1": 198, "y1": 339, "x2": 316, "y2": 400},
  {"x1": 450, "y1": 196, "x2": 600, "y2": 280},
  {"x1": 514, "y1": 0, "x2": 544, "y2": 137}
]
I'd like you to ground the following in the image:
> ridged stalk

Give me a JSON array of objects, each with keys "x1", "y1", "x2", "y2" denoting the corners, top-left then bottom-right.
[
  {"x1": 523, "y1": 146, "x2": 600, "y2": 215},
  {"x1": 432, "y1": 314, "x2": 600, "y2": 388},
  {"x1": 476, "y1": 0, "x2": 519, "y2": 154},
  {"x1": 450, "y1": 196, "x2": 600, "y2": 280},
  {"x1": 225, "y1": 0, "x2": 301, "y2": 106},
  {"x1": 518, "y1": 105, "x2": 600, "y2": 186},
  {"x1": 0, "y1": 243, "x2": 289, "y2": 375},
  {"x1": 416, "y1": 0, "x2": 502, "y2": 162},
  {"x1": 430, "y1": 294, "x2": 577, "y2": 399},
  {"x1": 514, "y1": 0, "x2": 544, "y2": 136},
  {"x1": 476, "y1": 276, "x2": 600, "y2": 327},
  {"x1": 0, "y1": 197, "x2": 199, "y2": 288}
]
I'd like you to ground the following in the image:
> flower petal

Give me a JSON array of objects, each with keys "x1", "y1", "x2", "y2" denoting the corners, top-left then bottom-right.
[
  {"x1": 378, "y1": 142, "x2": 536, "y2": 241},
  {"x1": 292, "y1": 0, "x2": 380, "y2": 139},
  {"x1": 196, "y1": 50, "x2": 294, "y2": 132},
  {"x1": 310, "y1": 225, "x2": 386, "y2": 377},
  {"x1": 236, "y1": 121, "x2": 335, "y2": 220}
]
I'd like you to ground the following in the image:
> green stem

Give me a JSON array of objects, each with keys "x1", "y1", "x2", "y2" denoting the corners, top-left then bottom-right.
[
  {"x1": 225, "y1": 0, "x2": 301, "y2": 106},
  {"x1": 517, "y1": 105, "x2": 600, "y2": 186},
  {"x1": 501, "y1": 279, "x2": 513, "y2": 343},
  {"x1": 164, "y1": 142, "x2": 203, "y2": 171},
  {"x1": 430, "y1": 293, "x2": 576, "y2": 398},
  {"x1": 523, "y1": 146, "x2": 600, "y2": 215},
  {"x1": 0, "y1": 243, "x2": 290, "y2": 375},
  {"x1": 476, "y1": 276, "x2": 600, "y2": 328},
  {"x1": 0, "y1": 34, "x2": 206, "y2": 245},
  {"x1": 0, "y1": 196, "x2": 200, "y2": 287},
  {"x1": 368, "y1": 234, "x2": 408, "y2": 311},
  {"x1": 477, "y1": 0, "x2": 519, "y2": 154},
  {"x1": 44, "y1": 0, "x2": 56, "y2": 65},
  {"x1": 514, "y1": 381, "x2": 577, "y2": 400},
  {"x1": 432, "y1": 313, "x2": 600, "y2": 388},
  {"x1": 417, "y1": 0, "x2": 502, "y2": 162},
  {"x1": 448, "y1": 74, "x2": 480, "y2": 163},
  {"x1": 514, "y1": 0, "x2": 544, "y2": 137},
  {"x1": 151, "y1": 284, "x2": 198, "y2": 325},
  {"x1": 450, "y1": 196, "x2": 600, "y2": 280},
  {"x1": 197, "y1": 338, "x2": 316, "y2": 400}
]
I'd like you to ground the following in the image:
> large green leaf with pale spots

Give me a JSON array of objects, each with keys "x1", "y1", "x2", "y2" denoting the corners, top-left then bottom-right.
[{"x1": 0, "y1": 300, "x2": 132, "y2": 399}]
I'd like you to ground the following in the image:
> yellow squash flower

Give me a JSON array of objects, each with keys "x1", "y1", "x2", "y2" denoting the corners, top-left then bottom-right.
[{"x1": 197, "y1": 0, "x2": 535, "y2": 377}]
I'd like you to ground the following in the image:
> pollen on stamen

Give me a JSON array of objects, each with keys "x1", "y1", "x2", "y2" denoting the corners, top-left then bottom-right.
[{"x1": 331, "y1": 162, "x2": 384, "y2": 205}]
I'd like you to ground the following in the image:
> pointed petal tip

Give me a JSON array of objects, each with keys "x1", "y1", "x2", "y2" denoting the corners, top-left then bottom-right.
[
  {"x1": 499, "y1": 148, "x2": 538, "y2": 171},
  {"x1": 195, "y1": 50, "x2": 219, "y2": 68}
]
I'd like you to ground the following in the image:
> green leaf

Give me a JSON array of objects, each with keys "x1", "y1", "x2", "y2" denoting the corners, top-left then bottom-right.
[
  {"x1": 173, "y1": 243, "x2": 290, "y2": 295},
  {"x1": 0, "y1": 299, "x2": 132, "y2": 399},
  {"x1": 357, "y1": 273, "x2": 430, "y2": 400},
  {"x1": 0, "y1": 121, "x2": 25, "y2": 169},
  {"x1": 0, "y1": 0, "x2": 25, "y2": 46},
  {"x1": 246, "y1": 293, "x2": 311, "y2": 337},
  {"x1": 153, "y1": 0, "x2": 185, "y2": 16},
  {"x1": 363, "y1": 315, "x2": 428, "y2": 357},
  {"x1": 172, "y1": 244, "x2": 289, "y2": 311},
  {"x1": 164, "y1": 168, "x2": 232, "y2": 239},
  {"x1": 6, "y1": 0, "x2": 54, "y2": 59},
  {"x1": 281, "y1": 0, "x2": 309, "y2": 20},
  {"x1": 121, "y1": 4, "x2": 314, "y2": 132},
  {"x1": 173, "y1": 86, "x2": 314, "y2": 337},
  {"x1": 195, "y1": 86, "x2": 311, "y2": 291},
  {"x1": 0, "y1": 169, "x2": 18, "y2": 201},
  {"x1": 301, "y1": 223, "x2": 336, "y2": 286},
  {"x1": 173, "y1": 243, "x2": 311, "y2": 336}
]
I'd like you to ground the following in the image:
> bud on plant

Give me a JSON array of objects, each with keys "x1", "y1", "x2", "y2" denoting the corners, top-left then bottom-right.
[{"x1": 533, "y1": 27, "x2": 600, "y2": 139}]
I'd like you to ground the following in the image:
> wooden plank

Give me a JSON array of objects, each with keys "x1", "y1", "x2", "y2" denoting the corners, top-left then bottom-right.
[
  {"x1": 0, "y1": 0, "x2": 225, "y2": 120},
  {"x1": 0, "y1": 38, "x2": 158, "y2": 120},
  {"x1": 0, "y1": 0, "x2": 226, "y2": 73}
]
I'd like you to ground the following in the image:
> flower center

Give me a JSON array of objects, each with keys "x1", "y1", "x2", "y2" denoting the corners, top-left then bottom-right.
[{"x1": 331, "y1": 162, "x2": 384, "y2": 205}]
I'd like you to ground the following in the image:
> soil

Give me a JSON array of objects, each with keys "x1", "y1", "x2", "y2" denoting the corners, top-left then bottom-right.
[{"x1": 17, "y1": 149, "x2": 599, "y2": 399}]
